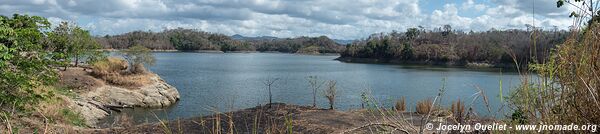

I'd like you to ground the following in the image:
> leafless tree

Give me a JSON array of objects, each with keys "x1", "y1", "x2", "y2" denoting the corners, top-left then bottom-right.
[
  {"x1": 307, "y1": 76, "x2": 325, "y2": 108},
  {"x1": 263, "y1": 77, "x2": 280, "y2": 108},
  {"x1": 323, "y1": 80, "x2": 337, "y2": 110}
]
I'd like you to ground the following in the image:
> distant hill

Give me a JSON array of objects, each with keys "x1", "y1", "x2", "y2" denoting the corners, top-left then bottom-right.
[
  {"x1": 96, "y1": 29, "x2": 346, "y2": 53},
  {"x1": 231, "y1": 34, "x2": 354, "y2": 45}
]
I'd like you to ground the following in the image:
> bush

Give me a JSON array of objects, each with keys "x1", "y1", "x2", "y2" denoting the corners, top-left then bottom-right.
[
  {"x1": 90, "y1": 57, "x2": 128, "y2": 78},
  {"x1": 0, "y1": 14, "x2": 58, "y2": 111},
  {"x1": 395, "y1": 96, "x2": 406, "y2": 112},
  {"x1": 416, "y1": 99, "x2": 433, "y2": 115},
  {"x1": 323, "y1": 80, "x2": 337, "y2": 110},
  {"x1": 90, "y1": 57, "x2": 145, "y2": 88},
  {"x1": 509, "y1": 22, "x2": 600, "y2": 125},
  {"x1": 120, "y1": 45, "x2": 155, "y2": 74}
]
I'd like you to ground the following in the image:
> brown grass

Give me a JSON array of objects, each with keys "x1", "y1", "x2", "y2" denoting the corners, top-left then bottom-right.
[
  {"x1": 395, "y1": 96, "x2": 406, "y2": 112},
  {"x1": 509, "y1": 18, "x2": 600, "y2": 126},
  {"x1": 416, "y1": 99, "x2": 433, "y2": 115},
  {"x1": 450, "y1": 99, "x2": 465, "y2": 123},
  {"x1": 90, "y1": 57, "x2": 128, "y2": 77},
  {"x1": 89, "y1": 57, "x2": 151, "y2": 88}
]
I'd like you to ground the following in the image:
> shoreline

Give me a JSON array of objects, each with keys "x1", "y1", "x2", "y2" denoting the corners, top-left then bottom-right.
[
  {"x1": 334, "y1": 57, "x2": 517, "y2": 69},
  {"x1": 102, "y1": 49, "x2": 341, "y2": 56},
  {"x1": 60, "y1": 67, "x2": 180, "y2": 127}
]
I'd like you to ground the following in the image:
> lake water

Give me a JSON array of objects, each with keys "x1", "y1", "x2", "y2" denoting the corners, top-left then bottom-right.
[{"x1": 101, "y1": 52, "x2": 525, "y2": 125}]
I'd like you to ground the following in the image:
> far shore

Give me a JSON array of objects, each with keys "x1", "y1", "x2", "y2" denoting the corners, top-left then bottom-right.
[
  {"x1": 335, "y1": 57, "x2": 517, "y2": 69},
  {"x1": 100, "y1": 49, "x2": 340, "y2": 55}
]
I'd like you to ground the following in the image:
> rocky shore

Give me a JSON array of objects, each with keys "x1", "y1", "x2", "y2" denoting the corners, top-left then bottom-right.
[{"x1": 59, "y1": 68, "x2": 180, "y2": 127}]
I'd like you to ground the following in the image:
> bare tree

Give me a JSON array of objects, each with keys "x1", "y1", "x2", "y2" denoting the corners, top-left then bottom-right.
[
  {"x1": 307, "y1": 76, "x2": 325, "y2": 108},
  {"x1": 263, "y1": 77, "x2": 280, "y2": 108},
  {"x1": 323, "y1": 80, "x2": 337, "y2": 110}
]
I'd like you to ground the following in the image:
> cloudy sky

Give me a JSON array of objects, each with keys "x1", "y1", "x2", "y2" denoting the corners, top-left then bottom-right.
[{"x1": 1, "y1": 0, "x2": 577, "y2": 39}]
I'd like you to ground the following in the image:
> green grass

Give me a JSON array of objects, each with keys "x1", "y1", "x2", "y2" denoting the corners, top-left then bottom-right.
[
  {"x1": 60, "y1": 108, "x2": 86, "y2": 127},
  {"x1": 54, "y1": 86, "x2": 78, "y2": 99}
]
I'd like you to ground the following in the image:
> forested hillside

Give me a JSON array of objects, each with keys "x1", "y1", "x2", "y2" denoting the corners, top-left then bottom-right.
[
  {"x1": 339, "y1": 25, "x2": 569, "y2": 67},
  {"x1": 96, "y1": 28, "x2": 344, "y2": 53}
]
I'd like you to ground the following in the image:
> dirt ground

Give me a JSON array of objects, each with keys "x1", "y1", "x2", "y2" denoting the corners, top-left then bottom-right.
[
  {"x1": 83, "y1": 103, "x2": 443, "y2": 134},
  {"x1": 59, "y1": 68, "x2": 105, "y2": 92}
]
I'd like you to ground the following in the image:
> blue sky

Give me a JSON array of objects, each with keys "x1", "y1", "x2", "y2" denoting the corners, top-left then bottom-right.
[{"x1": 1, "y1": 0, "x2": 575, "y2": 39}]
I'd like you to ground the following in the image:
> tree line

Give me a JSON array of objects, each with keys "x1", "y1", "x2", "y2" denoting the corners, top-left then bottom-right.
[
  {"x1": 96, "y1": 28, "x2": 345, "y2": 53},
  {"x1": 339, "y1": 25, "x2": 570, "y2": 67}
]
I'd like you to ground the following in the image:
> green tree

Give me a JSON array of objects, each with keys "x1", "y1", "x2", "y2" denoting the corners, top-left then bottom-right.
[
  {"x1": 0, "y1": 14, "x2": 57, "y2": 110},
  {"x1": 70, "y1": 26, "x2": 104, "y2": 66},
  {"x1": 406, "y1": 28, "x2": 419, "y2": 40},
  {"x1": 401, "y1": 43, "x2": 413, "y2": 60},
  {"x1": 120, "y1": 45, "x2": 155, "y2": 74},
  {"x1": 47, "y1": 22, "x2": 103, "y2": 70}
]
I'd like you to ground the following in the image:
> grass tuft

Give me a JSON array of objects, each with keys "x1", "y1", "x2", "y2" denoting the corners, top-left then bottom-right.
[{"x1": 416, "y1": 98, "x2": 433, "y2": 115}]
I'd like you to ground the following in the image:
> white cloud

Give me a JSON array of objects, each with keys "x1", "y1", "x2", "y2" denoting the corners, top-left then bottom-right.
[
  {"x1": 0, "y1": 0, "x2": 577, "y2": 39},
  {"x1": 461, "y1": 0, "x2": 487, "y2": 11}
]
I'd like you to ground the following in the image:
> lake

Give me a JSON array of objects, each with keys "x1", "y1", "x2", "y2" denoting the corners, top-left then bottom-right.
[{"x1": 101, "y1": 52, "x2": 525, "y2": 125}]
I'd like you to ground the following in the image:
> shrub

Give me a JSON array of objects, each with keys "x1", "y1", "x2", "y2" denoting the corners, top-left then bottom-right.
[
  {"x1": 307, "y1": 76, "x2": 325, "y2": 107},
  {"x1": 0, "y1": 14, "x2": 58, "y2": 111},
  {"x1": 120, "y1": 45, "x2": 155, "y2": 74},
  {"x1": 416, "y1": 99, "x2": 433, "y2": 115},
  {"x1": 90, "y1": 57, "x2": 146, "y2": 88},
  {"x1": 395, "y1": 96, "x2": 406, "y2": 112},
  {"x1": 90, "y1": 57, "x2": 127, "y2": 78},
  {"x1": 323, "y1": 80, "x2": 337, "y2": 110},
  {"x1": 508, "y1": 20, "x2": 600, "y2": 125}
]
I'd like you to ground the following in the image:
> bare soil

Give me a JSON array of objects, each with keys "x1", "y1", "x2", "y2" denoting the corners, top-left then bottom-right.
[
  {"x1": 59, "y1": 68, "x2": 104, "y2": 92},
  {"x1": 87, "y1": 103, "x2": 433, "y2": 134}
]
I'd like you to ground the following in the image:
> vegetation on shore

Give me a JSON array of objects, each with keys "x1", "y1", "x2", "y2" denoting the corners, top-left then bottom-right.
[
  {"x1": 96, "y1": 28, "x2": 345, "y2": 54},
  {"x1": 339, "y1": 25, "x2": 569, "y2": 68},
  {"x1": 506, "y1": 0, "x2": 600, "y2": 128},
  {"x1": 0, "y1": 13, "x2": 169, "y2": 133}
]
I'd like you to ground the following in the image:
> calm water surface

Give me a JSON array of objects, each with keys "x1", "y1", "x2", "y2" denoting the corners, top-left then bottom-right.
[{"x1": 101, "y1": 52, "x2": 525, "y2": 125}]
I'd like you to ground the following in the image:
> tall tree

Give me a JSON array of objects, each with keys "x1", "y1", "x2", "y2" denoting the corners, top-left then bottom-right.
[
  {"x1": 0, "y1": 14, "x2": 57, "y2": 110},
  {"x1": 47, "y1": 22, "x2": 103, "y2": 70}
]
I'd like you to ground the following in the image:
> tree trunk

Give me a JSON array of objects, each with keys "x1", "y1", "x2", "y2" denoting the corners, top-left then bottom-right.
[
  {"x1": 313, "y1": 91, "x2": 316, "y2": 107},
  {"x1": 268, "y1": 86, "x2": 272, "y2": 108},
  {"x1": 75, "y1": 56, "x2": 79, "y2": 67}
]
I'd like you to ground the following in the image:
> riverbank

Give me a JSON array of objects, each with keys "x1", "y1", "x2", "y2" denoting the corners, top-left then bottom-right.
[{"x1": 335, "y1": 57, "x2": 517, "y2": 69}]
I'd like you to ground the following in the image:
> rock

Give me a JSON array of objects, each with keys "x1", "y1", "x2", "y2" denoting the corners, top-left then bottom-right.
[
  {"x1": 71, "y1": 100, "x2": 110, "y2": 126},
  {"x1": 73, "y1": 73, "x2": 180, "y2": 127},
  {"x1": 81, "y1": 73, "x2": 180, "y2": 108}
]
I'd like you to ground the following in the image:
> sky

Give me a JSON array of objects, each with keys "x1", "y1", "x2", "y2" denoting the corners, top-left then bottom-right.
[{"x1": 1, "y1": 0, "x2": 577, "y2": 40}]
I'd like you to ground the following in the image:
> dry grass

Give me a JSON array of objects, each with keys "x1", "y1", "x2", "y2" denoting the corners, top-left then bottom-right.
[
  {"x1": 450, "y1": 99, "x2": 465, "y2": 123},
  {"x1": 89, "y1": 57, "x2": 151, "y2": 88},
  {"x1": 90, "y1": 57, "x2": 128, "y2": 77},
  {"x1": 395, "y1": 96, "x2": 406, "y2": 112},
  {"x1": 508, "y1": 16, "x2": 600, "y2": 128},
  {"x1": 416, "y1": 98, "x2": 433, "y2": 115}
]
